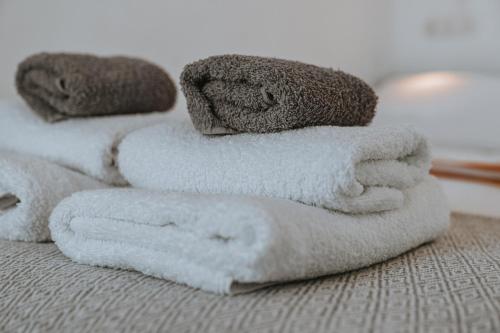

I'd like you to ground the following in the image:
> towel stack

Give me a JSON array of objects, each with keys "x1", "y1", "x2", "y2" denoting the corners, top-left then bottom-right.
[
  {"x1": 1, "y1": 53, "x2": 449, "y2": 295},
  {"x1": 0, "y1": 52, "x2": 177, "y2": 240}
]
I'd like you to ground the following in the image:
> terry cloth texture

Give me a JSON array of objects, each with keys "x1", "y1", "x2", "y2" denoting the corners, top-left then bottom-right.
[
  {"x1": 0, "y1": 100, "x2": 170, "y2": 185},
  {"x1": 49, "y1": 177, "x2": 449, "y2": 295},
  {"x1": 0, "y1": 151, "x2": 106, "y2": 242},
  {"x1": 16, "y1": 52, "x2": 176, "y2": 122},
  {"x1": 2, "y1": 213, "x2": 498, "y2": 333},
  {"x1": 118, "y1": 119, "x2": 430, "y2": 214},
  {"x1": 180, "y1": 54, "x2": 378, "y2": 134}
]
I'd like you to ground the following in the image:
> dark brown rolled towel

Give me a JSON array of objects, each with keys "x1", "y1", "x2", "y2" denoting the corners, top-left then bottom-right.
[
  {"x1": 180, "y1": 54, "x2": 377, "y2": 135},
  {"x1": 16, "y1": 53, "x2": 177, "y2": 122}
]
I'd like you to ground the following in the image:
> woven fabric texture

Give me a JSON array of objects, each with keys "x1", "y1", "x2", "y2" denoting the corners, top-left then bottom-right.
[{"x1": 1, "y1": 213, "x2": 499, "y2": 333}]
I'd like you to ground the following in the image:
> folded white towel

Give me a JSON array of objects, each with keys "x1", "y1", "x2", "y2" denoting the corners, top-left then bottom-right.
[
  {"x1": 118, "y1": 120, "x2": 430, "y2": 213},
  {"x1": 0, "y1": 100, "x2": 172, "y2": 185},
  {"x1": 50, "y1": 177, "x2": 449, "y2": 294},
  {"x1": 0, "y1": 151, "x2": 106, "y2": 242}
]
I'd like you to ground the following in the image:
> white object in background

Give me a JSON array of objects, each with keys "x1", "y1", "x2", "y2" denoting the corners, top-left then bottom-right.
[
  {"x1": 375, "y1": 71, "x2": 500, "y2": 217},
  {"x1": 375, "y1": 71, "x2": 500, "y2": 156},
  {"x1": 438, "y1": 179, "x2": 500, "y2": 218},
  {"x1": 49, "y1": 177, "x2": 449, "y2": 295}
]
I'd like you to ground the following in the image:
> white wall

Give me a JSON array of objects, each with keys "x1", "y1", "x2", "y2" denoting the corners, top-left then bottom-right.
[
  {"x1": 0, "y1": 0, "x2": 392, "y2": 100},
  {"x1": 2, "y1": 1, "x2": 499, "y2": 101},
  {"x1": 389, "y1": 0, "x2": 500, "y2": 75}
]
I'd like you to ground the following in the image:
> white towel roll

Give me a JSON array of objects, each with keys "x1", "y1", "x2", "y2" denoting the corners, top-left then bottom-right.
[
  {"x1": 50, "y1": 177, "x2": 449, "y2": 294},
  {"x1": 0, "y1": 151, "x2": 106, "y2": 241},
  {"x1": 118, "y1": 120, "x2": 430, "y2": 213},
  {"x1": 0, "y1": 100, "x2": 173, "y2": 185}
]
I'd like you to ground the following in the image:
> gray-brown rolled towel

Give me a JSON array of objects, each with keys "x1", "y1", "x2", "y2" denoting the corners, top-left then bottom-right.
[
  {"x1": 180, "y1": 54, "x2": 377, "y2": 134},
  {"x1": 16, "y1": 53, "x2": 177, "y2": 122}
]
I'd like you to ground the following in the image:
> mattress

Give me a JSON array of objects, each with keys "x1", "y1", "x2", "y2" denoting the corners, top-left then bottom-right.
[{"x1": 1, "y1": 213, "x2": 500, "y2": 333}]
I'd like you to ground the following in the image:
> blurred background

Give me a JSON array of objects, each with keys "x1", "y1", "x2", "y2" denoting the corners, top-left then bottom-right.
[{"x1": 1, "y1": 0, "x2": 499, "y2": 216}]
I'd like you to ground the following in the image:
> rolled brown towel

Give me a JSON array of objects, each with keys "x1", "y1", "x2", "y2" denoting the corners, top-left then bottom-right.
[
  {"x1": 16, "y1": 52, "x2": 177, "y2": 122},
  {"x1": 180, "y1": 54, "x2": 377, "y2": 135}
]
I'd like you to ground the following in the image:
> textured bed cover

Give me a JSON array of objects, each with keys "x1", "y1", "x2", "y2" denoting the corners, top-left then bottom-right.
[{"x1": 1, "y1": 213, "x2": 500, "y2": 333}]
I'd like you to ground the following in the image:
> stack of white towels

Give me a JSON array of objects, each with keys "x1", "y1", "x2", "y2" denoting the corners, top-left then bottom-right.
[{"x1": 0, "y1": 100, "x2": 450, "y2": 294}]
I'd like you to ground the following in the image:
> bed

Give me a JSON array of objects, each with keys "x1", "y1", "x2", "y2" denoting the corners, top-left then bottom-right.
[{"x1": 1, "y1": 213, "x2": 500, "y2": 332}]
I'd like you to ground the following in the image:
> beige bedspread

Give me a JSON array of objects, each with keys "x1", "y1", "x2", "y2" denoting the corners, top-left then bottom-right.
[{"x1": 1, "y1": 213, "x2": 500, "y2": 333}]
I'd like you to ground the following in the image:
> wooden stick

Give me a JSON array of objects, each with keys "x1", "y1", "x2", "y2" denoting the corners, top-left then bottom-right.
[
  {"x1": 433, "y1": 159, "x2": 500, "y2": 172},
  {"x1": 430, "y1": 163, "x2": 500, "y2": 187}
]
